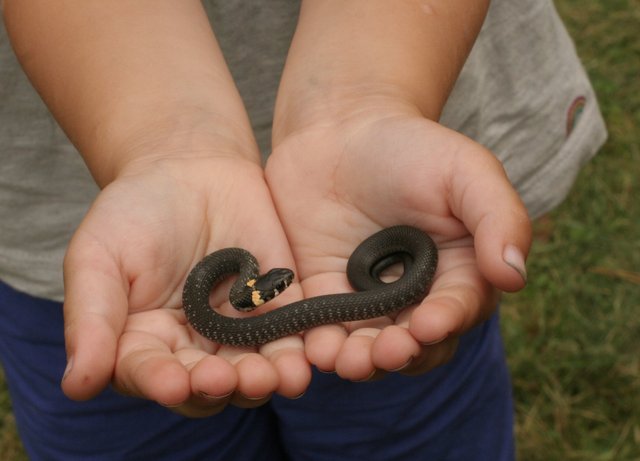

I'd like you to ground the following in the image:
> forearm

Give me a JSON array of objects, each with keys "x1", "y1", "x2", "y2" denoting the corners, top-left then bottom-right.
[
  {"x1": 4, "y1": 0, "x2": 257, "y2": 186},
  {"x1": 274, "y1": 0, "x2": 489, "y2": 140}
]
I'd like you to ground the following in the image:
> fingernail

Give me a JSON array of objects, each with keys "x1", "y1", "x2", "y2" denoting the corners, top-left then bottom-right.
[
  {"x1": 420, "y1": 334, "x2": 448, "y2": 346},
  {"x1": 240, "y1": 393, "x2": 272, "y2": 401},
  {"x1": 62, "y1": 356, "x2": 74, "y2": 382},
  {"x1": 159, "y1": 401, "x2": 183, "y2": 408},
  {"x1": 199, "y1": 391, "x2": 232, "y2": 401},
  {"x1": 388, "y1": 357, "x2": 413, "y2": 373},
  {"x1": 503, "y1": 245, "x2": 527, "y2": 284},
  {"x1": 352, "y1": 370, "x2": 377, "y2": 383},
  {"x1": 316, "y1": 367, "x2": 336, "y2": 374}
]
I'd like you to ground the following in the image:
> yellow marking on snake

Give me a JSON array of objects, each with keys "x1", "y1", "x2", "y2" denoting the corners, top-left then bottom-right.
[
  {"x1": 252, "y1": 290, "x2": 265, "y2": 307},
  {"x1": 246, "y1": 279, "x2": 257, "y2": 288}
]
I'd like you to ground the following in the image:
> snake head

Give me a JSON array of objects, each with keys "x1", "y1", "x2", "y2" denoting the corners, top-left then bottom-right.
[
  {"x1": 231, "y1": 268, "x2": 295, "y2": 312},
  {"x1": 253, "y1": 268, "x2": 295, "y2": 303}
]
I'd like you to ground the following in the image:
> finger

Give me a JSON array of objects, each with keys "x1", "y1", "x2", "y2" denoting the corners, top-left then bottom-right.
[
  {"x1": 399, "y1": 337, "x2": 460, "y2": 376},
  {"x1": 371, "y1": 325, "x2": 422, "y2": 372},
  {"x1": 450, "y1": 146, "x2": 532, "y2": 292},
  {"x1": 187, "y1": 351, "x2": 238, "y2": 399},
  {"x1": 61, "y1": 236, "x2": 129, "y2": 400},
  {"x1": 407, "y1": 249, "x2": 500, "y2": 345},
  {"x1": 214, "y1": 349, "x2": 280, "y2": 406},
  {"x1": 260, "y1": 336, "x2": 311, "y2": 399},
  {"x1": 304, "y1": 325, "x2": 348, "y2": 372},
  {"x1": 116, "y1": 343, "x2": 239, "y2": 419},
  {"x1": 171, "y1": 353, "x2": 238, "y2": 418},
  {"x1": 114, "y1": 330, "x2": 191, "y2": 406},
  {"x1": 334, "y1": 328, "x2": 380, "y2": 381}
]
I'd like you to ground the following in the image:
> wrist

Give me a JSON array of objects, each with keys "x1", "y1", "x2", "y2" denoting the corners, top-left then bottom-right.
[
  {"x1": 273, "y1": 81, "x2": 423, "y2": 145},
  {"x1": 4, "y1": 0, "x2": 260, "y2": 187},
  {"x1": 93, "y1": 109, "x2": 260, "y2": 187},
  {"x1": 273, "y1": 0, "x2": 489, "y2": 143}
]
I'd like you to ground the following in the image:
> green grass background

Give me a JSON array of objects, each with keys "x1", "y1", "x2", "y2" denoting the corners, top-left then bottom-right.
[
  {"x1": 504, "y1": 1, "x2": 640, "y2": 459},
  {"x1": 1, "y1": 1, "x2": 638, "y2": 459}
]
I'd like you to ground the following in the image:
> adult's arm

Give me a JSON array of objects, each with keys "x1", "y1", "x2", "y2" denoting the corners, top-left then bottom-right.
[
  {"x1": 3, "y1": 0, "x2": 310, "y2": 414},
  {"x1": 268, "y1": 0, "x2": 531, "y2": 378}
]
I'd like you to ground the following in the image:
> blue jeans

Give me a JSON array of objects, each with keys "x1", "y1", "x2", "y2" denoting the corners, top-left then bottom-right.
[{"x1": 0, "y1": 280, "x2": 515, "y2": 460}]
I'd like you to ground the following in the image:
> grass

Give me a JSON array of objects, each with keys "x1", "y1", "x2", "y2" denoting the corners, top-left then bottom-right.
[
  {"x1": 0, "y1": 369, "x2": 26, "y2": 461},
  {"x1": 503, "y1": 0, "x2": 640, "y2": 459},
  {"x1": 1, "y1": 1, "x2": 638, "y2": 459}
]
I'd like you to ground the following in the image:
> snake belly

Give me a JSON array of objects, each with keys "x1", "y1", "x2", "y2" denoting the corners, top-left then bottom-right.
[{"x1": 182, "y1": 226, "x2": 438, "y2": 347}]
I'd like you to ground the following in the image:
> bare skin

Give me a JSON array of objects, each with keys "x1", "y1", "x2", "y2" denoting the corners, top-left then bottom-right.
[
  {"x1": 4, "y1": 0, "x2": 531, "y2": 418},
  {"x1": 268, "y1": 0, "x2": 530, "y2": 380}
]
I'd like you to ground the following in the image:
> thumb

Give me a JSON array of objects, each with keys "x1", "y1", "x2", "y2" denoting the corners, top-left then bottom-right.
[
  {"x1": 61, "y1": 234, "x2": 128, "y2": 400},
  {"x1": 451, "y1": 146, "x2": 532, "y2": 292}
]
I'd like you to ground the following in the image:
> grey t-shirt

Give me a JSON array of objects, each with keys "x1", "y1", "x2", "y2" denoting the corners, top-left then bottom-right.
[{"x1": 0, "y1": 0, "x2": 607, "y2": 301}]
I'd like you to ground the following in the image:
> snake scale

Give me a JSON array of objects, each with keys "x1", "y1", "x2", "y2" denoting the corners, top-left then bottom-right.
[{"x1": 182, "y1": 225, "x2": 438, "y2": 347}]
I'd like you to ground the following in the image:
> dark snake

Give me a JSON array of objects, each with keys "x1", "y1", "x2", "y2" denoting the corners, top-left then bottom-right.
[{"x1": 182, "y1": 225, "x2": 438, "y2": 347}]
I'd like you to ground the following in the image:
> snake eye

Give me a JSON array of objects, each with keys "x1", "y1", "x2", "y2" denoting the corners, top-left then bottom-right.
[
  {"x1": 254, "y1": 268, "x2": 295, "y2": 295},
  {"x1": 273, "y1": 269, "x2": 294, "y2": 292}
]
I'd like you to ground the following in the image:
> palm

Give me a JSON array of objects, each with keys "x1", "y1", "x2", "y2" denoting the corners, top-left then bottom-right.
[
  {"x1": 266, "y1": 115, "x2": 528, "y2": 379},
  {"x1": 62, "y1": 157, "x2": 309, "y2": 415}
]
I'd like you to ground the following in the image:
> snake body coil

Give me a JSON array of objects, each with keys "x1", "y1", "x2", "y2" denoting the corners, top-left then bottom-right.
[{"x1": 182, "y1": 226, "x2": 438, "y2": 346}]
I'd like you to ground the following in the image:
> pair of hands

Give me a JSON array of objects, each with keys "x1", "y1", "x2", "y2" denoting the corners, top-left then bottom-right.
[{"x1": 61, "y1": 109, "x2": 531, "y2": 418}]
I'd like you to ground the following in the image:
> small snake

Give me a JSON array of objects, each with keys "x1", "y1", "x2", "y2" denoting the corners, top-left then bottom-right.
[{"x1": 182, "y1": 226, "x2": 438, "y2": 347}]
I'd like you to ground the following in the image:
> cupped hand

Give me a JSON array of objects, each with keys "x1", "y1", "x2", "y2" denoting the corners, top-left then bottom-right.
[
  {"x1": 61, "y1": 156, "x2": 311, "y2": 417},
  {"x1": 266, "y1": 110, "x2": 531, "y2": 381}
]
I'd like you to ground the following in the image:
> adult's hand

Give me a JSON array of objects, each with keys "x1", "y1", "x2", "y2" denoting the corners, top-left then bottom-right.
[
  {"x1": 266, "y1": 0, "x2": 530, "y2": 381},
  {"x1": 266, "y1": 108, "x2": 531, "y2": 381},
  {"x1": 62, "y1": 155, "x2": 310, "y2": 417},
  {"x1": 3, "y1": 0, "x2": 312, "y2": 416}
]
